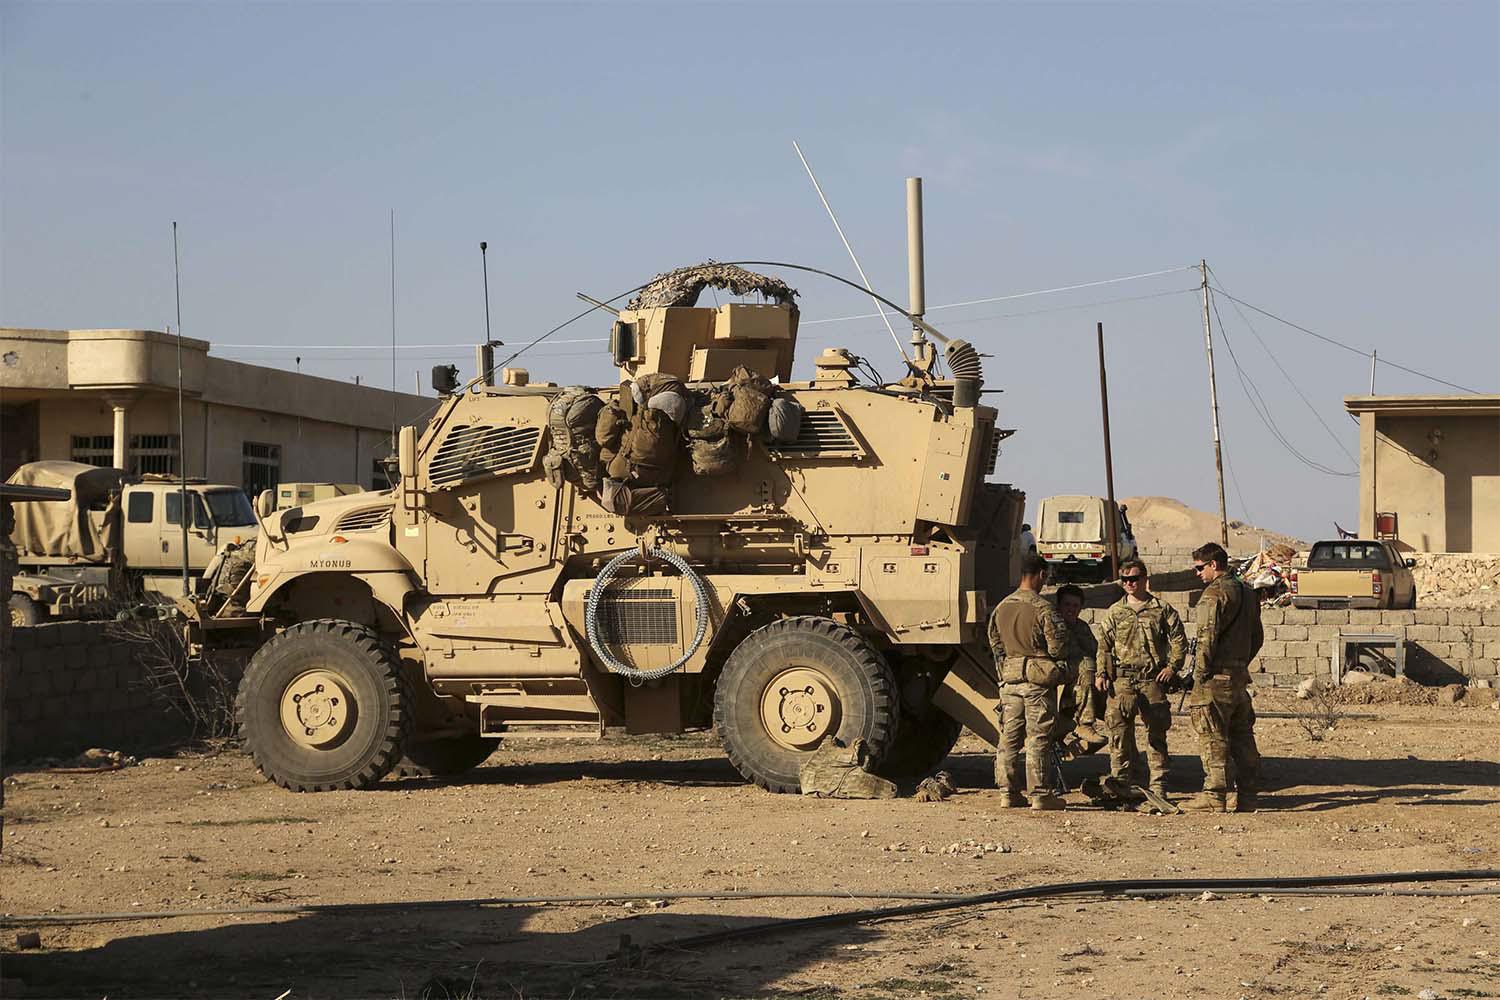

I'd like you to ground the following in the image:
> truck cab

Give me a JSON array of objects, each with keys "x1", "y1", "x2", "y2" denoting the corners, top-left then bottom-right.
[
  {"x1": 119, "y1": 479, "x2": 258, "y2": 593},
  {"x1": 1035, "y1": 494, "x2": 1136, "y2": 582}
]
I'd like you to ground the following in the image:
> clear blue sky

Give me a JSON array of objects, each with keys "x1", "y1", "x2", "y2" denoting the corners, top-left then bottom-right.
[{"x1": 3, "y1": 2, "x2": 1496, "y2": 540}]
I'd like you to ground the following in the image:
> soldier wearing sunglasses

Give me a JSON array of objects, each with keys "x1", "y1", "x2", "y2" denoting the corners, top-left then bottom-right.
[{"x1": 1096, "y1": 559, "x2": 1186, "y2": 798}]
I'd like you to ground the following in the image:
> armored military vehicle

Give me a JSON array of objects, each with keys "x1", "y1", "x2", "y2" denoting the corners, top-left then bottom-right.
[{"x1": 206, "y1": 250, "x2": 1024, "y2": 793}]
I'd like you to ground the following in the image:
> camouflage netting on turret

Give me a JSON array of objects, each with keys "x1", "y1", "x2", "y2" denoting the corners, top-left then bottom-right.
[{"x1": 626, "y1": 263, "x2": 799, "y2": 312}]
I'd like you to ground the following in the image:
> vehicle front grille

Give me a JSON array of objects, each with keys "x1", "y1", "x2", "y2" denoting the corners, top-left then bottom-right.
[
  {"x1": 335, "y1": 507, "x2": 392, "y2": 532},
  {"x1": 429, "y1": 425, "x2": 543, "y2": 487},
  {"x1": 591, "y1": 586, "x2": 678, "y2": 646}
]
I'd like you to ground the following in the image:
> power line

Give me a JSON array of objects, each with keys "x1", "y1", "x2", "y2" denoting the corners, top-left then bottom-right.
[
  {"x1": 801, "y1": 265, "x2": 1198, "y2": 326},
  {"x1": 1210, "y1": 289, "x2": 1357, "y2": 478},
  {"x1": 1208, "y1": 287, "x2": 1482, "y2": 394},
  {"x1": 1208, "y1": 266, "x2": 1358, "y2": 467}
]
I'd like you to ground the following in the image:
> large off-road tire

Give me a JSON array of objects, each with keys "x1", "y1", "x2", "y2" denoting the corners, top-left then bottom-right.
[
  {"x1": 393, "y1": 734, "x2": 500, "y2": 779},
  {"x1": 873, "y1": 708, "x2": 964, "y2": 785},
  {"x1": 8, "y1": 594, "x2": 42, "y2": 628},
  {"x1": 713, "y1": 616, "x2": 898, "y2": 794},
  {"x1": 237, "y1": 619, "x2": 411, "y2": 792}
]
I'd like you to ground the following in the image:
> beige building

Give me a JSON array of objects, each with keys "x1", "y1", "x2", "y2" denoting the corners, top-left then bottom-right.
[
  {"x1": 1345, "y1": 394, "x2": 1500, "y2": 553},
  {"x1": 0, "y1": 328, "x2": 430, "y2": 494}
]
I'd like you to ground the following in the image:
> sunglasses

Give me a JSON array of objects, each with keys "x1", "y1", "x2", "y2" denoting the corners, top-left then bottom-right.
[
  {"x1": 1192, "y1": 564, "x2": 1208, "y2": 573},
  {"x1": 1120, "y1": 574, "x2": 1145, "y2": 583}
]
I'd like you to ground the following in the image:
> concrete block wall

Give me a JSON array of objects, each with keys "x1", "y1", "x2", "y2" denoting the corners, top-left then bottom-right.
[
  {"x1": 1, "y1": 621, "x2": 191, "y2": 760},
  {"x1": 1077, "y1": 605, "x2": 1500, "y2": 686}
]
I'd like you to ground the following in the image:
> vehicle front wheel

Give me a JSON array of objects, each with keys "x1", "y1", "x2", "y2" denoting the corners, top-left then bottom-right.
[
  {"x1": 237, "y1": 619, "x2": 410, "y2": 792},
  {"x1": 713, "y1": 616, "x2": 898, "y2": 793},
  {"x1": 8, "y1": 594, "x2": 43, "y2": 628}
]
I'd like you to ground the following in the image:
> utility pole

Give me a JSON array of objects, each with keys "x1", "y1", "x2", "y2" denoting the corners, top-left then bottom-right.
[
  {"x1": 1200, "y1": 259, "x2": 1229, "y2": 548},
  {"x1": 1097, "y1": 322, "x2": 1120, "y2": 580}
]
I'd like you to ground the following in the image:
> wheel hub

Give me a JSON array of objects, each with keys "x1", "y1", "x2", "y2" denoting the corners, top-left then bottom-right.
[
  {"x1": 760, "y1": 667, "x2": 841, "y2": 750},
  {"x1": 279, "y1": 669, "x2": 354, "y2": 749},
  {"x1": 9, "y1": 606, "x2": 25, "y2": 628}
]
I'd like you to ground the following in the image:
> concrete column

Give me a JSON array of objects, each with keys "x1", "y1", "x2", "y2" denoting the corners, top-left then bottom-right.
[
  {"x1": 1358, "y1": 409, "x2": 1377, "y2": 538},
  {"x1": 102, "y1": 394, "x2": 138, "y2": 471}
]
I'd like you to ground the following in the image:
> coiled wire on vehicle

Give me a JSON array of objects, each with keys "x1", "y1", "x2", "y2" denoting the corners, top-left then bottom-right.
[{"x1": 584, "y1": 547, "x2": 710, "y2": 682}]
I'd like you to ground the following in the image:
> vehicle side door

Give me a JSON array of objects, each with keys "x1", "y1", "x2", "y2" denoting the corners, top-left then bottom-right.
[
  {"x1": 163, "y1": 489, "x2": 217, "y2": 574},
  {"x1": 122, "y1": 487, "x2": 165, "y2": 570},
  {"x1": 1385, "y1": 542, "x2": 1415, "y2": 607}
]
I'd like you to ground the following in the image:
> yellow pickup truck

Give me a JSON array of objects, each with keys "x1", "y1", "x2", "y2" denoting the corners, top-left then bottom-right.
[{"x1": 1289, "y1": 539, "x2": 1417, "y2": 610}]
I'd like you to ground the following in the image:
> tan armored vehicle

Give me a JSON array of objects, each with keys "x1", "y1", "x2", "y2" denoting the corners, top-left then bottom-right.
[{"x1": 204, "y1": 258, "x2": 1024, "y2": 793}]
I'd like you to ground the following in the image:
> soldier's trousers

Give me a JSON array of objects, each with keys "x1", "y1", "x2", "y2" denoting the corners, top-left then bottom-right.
[
  {"x1": 1105, "y1": 675, "x2": 1171, "y2": 786},
  {"x1": 1189, "y1": 677, "x2": 1260, "y2": 793},
  {"x1": 996, "y1": 681, "x2": 1058, "y2": 795}
]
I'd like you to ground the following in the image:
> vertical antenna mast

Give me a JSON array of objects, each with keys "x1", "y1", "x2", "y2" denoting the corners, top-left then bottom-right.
[
  {"x1": 172, "y1": 222, "x2": 190, "y2": 597},
  {"x1": 1199, "y1": 259, "x2": 1229, "y2": 548},
  {"x1": 389, "y1": 209, "x2": 397, "y2": 446},
  {"x1": 1097, "y1": 322, "x2": 1120, "y2": 580},
  {"x1": 478, "y1": 241, "x2": 495, "y2": 386}
]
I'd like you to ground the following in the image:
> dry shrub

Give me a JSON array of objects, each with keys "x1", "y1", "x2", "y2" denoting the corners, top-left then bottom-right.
[
  {"x1": 107, "y1": 611, "x2": 239, "y2": 741},
  {"x1": 1297, "y1": 681, "x2": 1345, "y2": 742}
]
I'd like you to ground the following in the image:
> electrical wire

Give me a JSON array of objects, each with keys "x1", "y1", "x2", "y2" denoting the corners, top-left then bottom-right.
[
  {"x1": 1210, "y1": 289, "x2": 1358, "y2": 478},
  {"x1": 1208, "y1": 288, "x2": 1482, "y2": 394},
  {"x1": 1208, "y1": 266, "x2": 1358, "y2": 467}
]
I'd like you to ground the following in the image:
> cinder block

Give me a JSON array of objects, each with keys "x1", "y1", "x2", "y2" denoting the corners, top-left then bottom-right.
[
  {"x1": 110, "y1": 644, "x2": 132, "y2": 666},
  {"x1": 1285, "y1": 641, "x2": 1318, "y2": 659},
  {"x1": 1278, "y1": 625, "x2": 1309, "y2": 642},
  {"x1": 1483, "y1": 642, "x2": 1500, "y2": 660},
  {"x1": 1414, "y1": 610, "x2": 1450, "y2": 625},
  {"x1": 1261, "y1": 608, "x2": 1285, "y2": 626},
  {"x1": 1471, "y1": 626, "x2": 1500, "y2": 643},
  {"x1": 87, "y1": 690, "x2": 112, "y2": 713},
  {"x1": 1437, "y1": 626, "x2": 1473, "y2": 643},
  {"x1": 19, "y1": 697, "x2": 42, "y2": 722},
  {"x1": 1382, "y1": 611, "x2": 1417, "y2": 626},
  {"x1": 1314, "y1": 641, "x2": 1333, "y2": 657},
  {"x1": 61, "y1": 646, "x2": 89, "y2": 671},
  {"x1": 58, "y1": 620, "x2": 88, "y2": 645},
  {"x1": 42, "y1": 695, "x2": 67, "y2": 718},
  {"x1": 1283, "y1": 609, "x2": 1315, "y2": 624},
  {"x1": 1348, "y1": 610, "x2": 1384, "y2": 625},
  {"x1": 1449, "y1": 610, "x2": 1484, "y2": 626},
  {"x1": 1293, "y1": 658, "x2": 1324, "y2": 676},
  {"x1": 74, "y1": 669, "x2": 99, "y2": 693},
  {"x1": 86, "y1": 645, "x2": 111, "y2": 669},
  {"x1": 1446, "y1": 643, "x2": 1476, "y2": 661},
  {"x1": 1314, "y1": 609, "x2": 1350, "y2": 625},
  {"x1": 1309, "y1": 625, "x2": 1342, "y2": 641},
  {"x1": 1418, "y1": 642, "x2": 1450, "y2": 658},
  {"x1": 1468, "y1": 659, "x2": 1497, "y2": 678},
  {"x1": 1407, "y1": 625, "x2": 1442, "y2": 641},
  {"x1": 20, "y1": 648, "x2": 50, "y2": 674},
  {"x1": 1483, "y1": 612, "x2": 1500, "y2": 627},
  {"x1": 1257, "y1": 640, "x2": 1286, "y2": 658},
  {"x1": 33, "y1": 623, "x2": 63, "y2": 647},
  {"x1": 7, "y1": 628, "x2": 36, "y2": 651},
  {"x1": 1267, "y1": 657, "x2": 1298, "y2": 675}
]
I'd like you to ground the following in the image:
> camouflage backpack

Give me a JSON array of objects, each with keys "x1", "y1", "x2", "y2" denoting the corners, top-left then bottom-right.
[{"x1": 544, "y1": 387, "x2": 605, "y2": 492}]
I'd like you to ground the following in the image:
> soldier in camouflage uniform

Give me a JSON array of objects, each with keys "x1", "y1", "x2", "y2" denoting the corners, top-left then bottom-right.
[
  {"x1": 1055, "y1": 584, "x2": 1106, "y2": 753},
  {"x1": 1184, "y1": 542, "x2": 1265, "y2": 813},
  {"x1": 988, "y1": 553, "x2": 1068, "y2": 810},
  {"x1": 1097, "y1": 559, "x2": 1185, "y2": 796}
]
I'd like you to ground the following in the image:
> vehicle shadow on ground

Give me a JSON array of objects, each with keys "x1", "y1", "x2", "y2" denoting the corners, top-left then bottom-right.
[
  {"x1": 3, "y1": 898, "x2": 882, "y2": 999},
  {"x1": 387, "y1": 754, "x2": 749, "y2": 790},
  {"x1": 1259, "y1": 755, "x2": 1500, "y2": 811}
]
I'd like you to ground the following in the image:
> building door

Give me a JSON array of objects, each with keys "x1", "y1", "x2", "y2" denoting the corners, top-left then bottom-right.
[{"x1": 0, "y1": 401, "x2": 40, "y2": 481}]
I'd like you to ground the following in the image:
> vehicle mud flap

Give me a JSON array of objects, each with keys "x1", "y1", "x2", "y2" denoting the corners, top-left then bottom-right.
[{"x1": 931, "y1": 644, "x2": 1000, "y2": 747}]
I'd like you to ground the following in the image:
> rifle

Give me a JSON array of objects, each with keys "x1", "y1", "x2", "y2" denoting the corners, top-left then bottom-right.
[{"x1": 1166, "y1": 637, "x2": 1198, "y2": 711}]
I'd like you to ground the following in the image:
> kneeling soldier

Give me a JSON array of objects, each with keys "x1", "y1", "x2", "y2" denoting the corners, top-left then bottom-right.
[
  {"x1": 1055, "y1": 584, "x2": 1107, "y2": 753},
  {"x1": 1097, "y1": 559, "x2": 1185, "y2": 798},
  {"x1": 988, "y1": 554, "x2": 1068, "y2": 811}
]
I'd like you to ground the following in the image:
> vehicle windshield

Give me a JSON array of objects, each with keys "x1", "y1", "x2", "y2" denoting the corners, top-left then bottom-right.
[
  {"x1": 1309, "y1": 541, "x2": 1388, "y2": 566},
  {"x1": 202, "y1": 489, "x2": 257, "y2": 527}
]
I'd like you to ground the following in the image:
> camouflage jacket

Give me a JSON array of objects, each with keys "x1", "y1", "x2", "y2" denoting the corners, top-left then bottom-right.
[
  {"x1": 1064, "y1": 618, "x2": 1098, "y2": 683},
  {"x1": 1194, "y1": 574, "x2": 1264, "y2": 683},
  {"x1": 988, "y1": 589, "x2": 1067, "y2": 685},
  {"x1": 1097, "y1": 594, "x2": 1187, "y2": 678}
]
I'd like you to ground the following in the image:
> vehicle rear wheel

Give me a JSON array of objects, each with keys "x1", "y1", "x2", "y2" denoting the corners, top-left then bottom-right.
[
  {"x1": 237, "y1": 619, "x2": 410, "y2": 792},
  {"x1": 8, "y1": 594, "x2": 42, "y2": 628},
  {"x1": 872, "y1": 708, "x2": 963, "y2": 785},
  {"x1": 393, "y1": 734, "x2": 500, "y2": 778},
  {"x1": 714, "y1": 616, "x2": 898, "y2": 793}
]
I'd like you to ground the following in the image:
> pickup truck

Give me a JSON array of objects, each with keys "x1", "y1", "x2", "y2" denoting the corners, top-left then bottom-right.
[{"x1": 1289, "y1": 539, "x2": 1417, "y2": 610}]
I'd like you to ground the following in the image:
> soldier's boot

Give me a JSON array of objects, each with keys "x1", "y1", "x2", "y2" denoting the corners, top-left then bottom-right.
[
  {"x1": 1073, "y1": 724, "x2": 1108, "y2": 754},
  {"x1": 998, "y1": 791, "x2": 1029, "y2": 809},
  {"x1": 1149, "y1": 782, "x2": 1168, "y2": 800},
  {"x1": 1233, "y1": 790, "x2": 1260, "y2": 813},
  {"x1": 1182, "y1": 791, "x2": 1227, "y2": 813},
  {"x1": 1029, "y1": 793, "x2": 1067, "y2": 811}
]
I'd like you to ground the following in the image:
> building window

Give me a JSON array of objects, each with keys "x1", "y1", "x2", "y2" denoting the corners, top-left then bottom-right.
[
  {"x1": 243, "y1": 442, "x2": 281, "y2": 497},
  {"x1": 70, "y1": 433, "x2": 180, "y2": 474},
  {"x1": 129, "y1": 434, "x2": 180, "y2": 476},
  {"x1": 127, "y1": 491, "x2": 154, "y2": 524},
  {"x1": 71, "y1": 435, "x2": 114, "y2": 468}
]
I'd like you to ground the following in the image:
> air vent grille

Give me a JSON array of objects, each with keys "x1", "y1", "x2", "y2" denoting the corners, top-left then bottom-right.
[
  {"x1": 591, "y1": 586, "x2": 678, "y2": 646},
  {"x1": 335, "y1": 507, "x2": 392, "y2": 532},
  {"x1": 429, "y1": 425, "x2": 542, "y2": 487},
  {"x1": 766, "y1": 408, "x2": 864, "y2": 459}
]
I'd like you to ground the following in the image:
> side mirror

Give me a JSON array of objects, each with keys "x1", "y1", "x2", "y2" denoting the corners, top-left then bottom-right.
[
  {"x1": 610, "y1": 320, "x2": 636, "y2": 367},
  {"x1": 398, "y1": 426, "x2": 416, "y2": 479},
  {"x1": 1404, "y1": 558, "x2": 1416, "y2": 568},
  {"x1": 256, "y1": 490, "x2": 275, "y2": 520}
]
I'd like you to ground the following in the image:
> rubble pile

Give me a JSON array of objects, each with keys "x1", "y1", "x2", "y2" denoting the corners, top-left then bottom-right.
[{"x1": 1410, "y1": 553, "x2": 1500, "y2": 609}]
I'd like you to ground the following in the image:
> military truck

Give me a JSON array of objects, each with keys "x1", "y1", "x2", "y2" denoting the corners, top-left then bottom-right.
[
  {"x1": 1034, "y1": 494, "x2": 1136, "y2": 583},
  {"x1": 200, "y1": 260, "x2": 1024, "y2": 794},
  {"x1": 6, "y1": 461, "x2": 257, "y2": 625}
]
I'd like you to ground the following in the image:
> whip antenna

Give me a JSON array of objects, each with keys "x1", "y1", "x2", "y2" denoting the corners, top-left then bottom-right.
[
  {"x1": 792, "y1": 140, "x2": 910, "y2": 367},
  {"x1": 171, "y1": 222, "x2": 189, "y2": 598}
]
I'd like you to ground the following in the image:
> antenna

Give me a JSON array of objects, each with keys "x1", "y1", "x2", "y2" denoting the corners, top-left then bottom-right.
[
  {"x1": 389, "y1": 209, "x2": 397, "y2": 444},
  {"x1": 172, "y1": 222, "x2": 189, "y2": 599},
  {"x1": 791, "y1": 140, "x2": 911, "y2": 368},
  {"x1": 477, "y1": 241, "x2": 498, "y2": 386}
]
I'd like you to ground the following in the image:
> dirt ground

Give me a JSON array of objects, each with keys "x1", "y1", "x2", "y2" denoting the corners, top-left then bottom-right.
[{"x1": 2, "y1": 698, "x2": 1497, "y2": 1000}]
